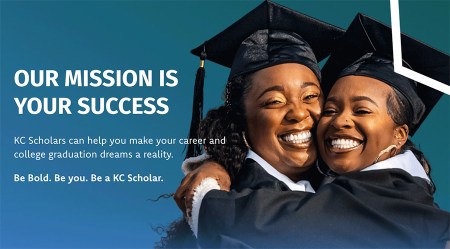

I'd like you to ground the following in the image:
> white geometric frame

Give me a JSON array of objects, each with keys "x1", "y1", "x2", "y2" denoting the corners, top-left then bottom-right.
[{"x1": 390, "y1": 0, "x2": 450, "y2": 95}]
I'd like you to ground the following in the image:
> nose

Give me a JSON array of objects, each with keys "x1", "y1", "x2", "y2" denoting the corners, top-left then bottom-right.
[
  {"x1": 284, "y1": 103, "x2": 309, "y2": 123},
  {"x1": 331, "y1": 112, "x2": 352, "y2": 129}
]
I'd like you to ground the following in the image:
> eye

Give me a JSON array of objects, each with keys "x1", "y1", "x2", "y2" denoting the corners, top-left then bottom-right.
[
  {"x1": 322, "y1": 107, "x2": 337, "y2": 116},
  {"x1": 354, "y1": 108, "x2": 372, "y2": 115},
  {"x1": 302, "y1": 91, "x2": 320, "y2": 104},
  {"x1": 304, "y1": 93, "x2": 319, "y2": 102},
  {"x1": 263, "y1": 98, "x2": 285, "y2": 107}
]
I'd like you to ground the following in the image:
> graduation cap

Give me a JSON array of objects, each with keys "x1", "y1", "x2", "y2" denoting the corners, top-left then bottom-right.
[
  {"x1": 321, "y1": 13, "x2": 449, "y2": 136},
  {"x1": 186, "y1": 0, "x2": 345, "y2": 158}
]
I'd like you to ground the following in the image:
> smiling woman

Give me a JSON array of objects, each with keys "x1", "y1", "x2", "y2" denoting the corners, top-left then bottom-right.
[
  {"x1": 159, "y1": 1, "x2": 344, "y2": 248},
  {"x1": 244, "y1": 63, "x2": 322, "y2": 181},
  {"x1": 183, "y1": 13, "x2": 449, "y2": 248},
  {"x1": 198, "y1": 62, "x2": 323, "y2": 184},
  {"x1": 172, "y1": 0, "x2": 343, "y2": 197},
  {"x1": 318, "y1": 75, "x2": 405, "y2": 173}
]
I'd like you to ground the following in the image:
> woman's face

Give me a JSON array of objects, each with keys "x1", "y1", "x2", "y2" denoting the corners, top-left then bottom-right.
[
  {"x1": 244, "y1": 63, "x2": 322, "y2": 181},
  {"x1": 317, "y1": 75, "x2": 400, "y2": 173}
]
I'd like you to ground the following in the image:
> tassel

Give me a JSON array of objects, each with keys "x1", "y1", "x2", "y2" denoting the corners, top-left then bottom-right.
[{"x1": 186, "y1": 49, "x2": 207, "y2": 159}]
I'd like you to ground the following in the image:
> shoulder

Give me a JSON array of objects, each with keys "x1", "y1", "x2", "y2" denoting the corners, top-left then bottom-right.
[
  {"x1": 320, "y1": 168, "x2": 437, "y2": 207},
  {"x1": 234, "y1": 159, "x2": 289, "y2": 191}
]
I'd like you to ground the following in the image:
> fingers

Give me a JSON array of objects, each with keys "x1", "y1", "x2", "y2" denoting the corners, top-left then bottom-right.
[
  {"x1": 173, "y1": 160, "x2": 233, "y2": 217},
  {"x1": 174, "y1": 173, "x2": 192, "y2": 214},
  {"x1": 185, "y1": 184, "x2": 196, "y2": 219},
  {"x1": 183, "y1": 174, "x2": 207, "y2": 217},
  {"x1": 218, "y1": 176, "x2": 231, "y2": 192},
  {"x1": 203, "y1": 161, "x2": 231, "y2": 192}
]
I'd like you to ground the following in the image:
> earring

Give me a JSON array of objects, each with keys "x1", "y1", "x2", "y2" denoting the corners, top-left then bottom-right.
[
  {"x1": 242, "y1": 131, "x2": 251, "y2": 149},
  {"x1": 373, "y1": 144, "x2": 397, "y2": 164}
]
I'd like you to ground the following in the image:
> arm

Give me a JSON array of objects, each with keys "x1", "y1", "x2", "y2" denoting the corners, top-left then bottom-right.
[
  {"x1": 195, "y1": 170, "x2": 450, "y2": 248},
  {"x1": 180, "y1": 153, "x2": 211, "y2": 176},
  {"x1": 174, "y1": 160, "x2": 231, "y2": 217},
  {"x1": 196, "y1": 188, "x2": 315, "y2": 248}
]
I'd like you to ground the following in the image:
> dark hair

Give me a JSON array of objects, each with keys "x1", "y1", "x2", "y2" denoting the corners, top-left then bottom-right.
[
  {"x1": 386, "y1": 87, "x2": 435, "y2": 192},
  {"x1": 198, "y1": 74, "x2": 253, "y2": 180},
  {"x1": 155, "y1": 74, "x2": 256, "y2": 248},
  {"x1": 154, "y1": 218, "x2": 197, "y2": 249}
]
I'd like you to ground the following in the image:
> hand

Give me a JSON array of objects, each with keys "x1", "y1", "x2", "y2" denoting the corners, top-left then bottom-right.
[{"x1": 174, "y1": 160, "x2": 231, "y2": 217}]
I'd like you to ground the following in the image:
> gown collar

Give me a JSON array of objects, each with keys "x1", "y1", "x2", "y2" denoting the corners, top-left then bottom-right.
[
  {"x1": 362, "y1": 150, "x2": 430, "y2": 182},
  {"x1": 246, "y1": 150, "x2": 315, "y2": 193}
]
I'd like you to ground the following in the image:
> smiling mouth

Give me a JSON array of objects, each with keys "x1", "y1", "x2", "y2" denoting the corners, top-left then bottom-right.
[
  {"x1": 280, "y1": 130, "x2": 312, "y2": 145},
  {"x1": 328, "y1": 138, "x2": 362, "y2": 151}
]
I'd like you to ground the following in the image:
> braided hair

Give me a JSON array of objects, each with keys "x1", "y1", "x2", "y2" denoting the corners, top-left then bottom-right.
[
  {"x1": 387, "y1": 87, "x2": 435, "y2": 192},
  {"x1": 198, "y1": 74, "x2": 254, "y2": 180}
]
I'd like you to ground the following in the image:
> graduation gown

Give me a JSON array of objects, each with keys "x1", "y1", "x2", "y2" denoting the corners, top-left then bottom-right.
[{"x1": 197, "y1": 159, "x2": 450, "y2": 248}]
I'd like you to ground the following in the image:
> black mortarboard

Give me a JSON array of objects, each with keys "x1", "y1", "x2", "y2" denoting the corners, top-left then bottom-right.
[
  {"x1": 321, "y1": 13, "x2": 449, "y2": 136},
  {"x1": 186, "y1": 0, "x2": 344, "y2": 158},
  {"x1": 191, "y1": 1, "x2": 343, "y2": 80}
]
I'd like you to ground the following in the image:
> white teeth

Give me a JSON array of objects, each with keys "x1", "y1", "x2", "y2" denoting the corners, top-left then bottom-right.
[
  {"x1": 331, "y1": 138, "x2": 361, "y2": 149},
  {"x1": 281, "y1": 131, "x2": 311, "y2": 144}
]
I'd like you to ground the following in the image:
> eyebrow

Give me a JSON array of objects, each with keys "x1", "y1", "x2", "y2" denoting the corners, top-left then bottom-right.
[
  {"x1": 301, "y1": 82, "x2": 320, "y2": 89},
  {"x1": 257, "y1": 82, "x2": 319, "y2": 99},
  {"x1": 326, "y1": 95, "x2": 379, "y2": 107}
]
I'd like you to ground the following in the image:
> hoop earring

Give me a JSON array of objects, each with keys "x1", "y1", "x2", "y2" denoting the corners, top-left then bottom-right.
[
  {"x1": 242, "y1": 131, "x2": 251, "y2": 149},
  {"x1": 373, "y1": 144, "x2": 397, "y2": 164}
]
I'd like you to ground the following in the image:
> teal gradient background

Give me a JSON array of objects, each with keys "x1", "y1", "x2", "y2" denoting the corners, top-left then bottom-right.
[{"x1": 1, "y1": 0, "x2": 448, "y2": 248}]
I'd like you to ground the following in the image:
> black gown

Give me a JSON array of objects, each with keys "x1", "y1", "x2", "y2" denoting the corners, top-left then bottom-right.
[{"x1": 197, "y1": 159, "x2": 450, "y2": 248}]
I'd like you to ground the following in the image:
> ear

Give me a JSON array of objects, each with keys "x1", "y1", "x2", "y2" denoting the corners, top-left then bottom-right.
[{"x1": 394, "y1": 124, "x2": 409, "y2": 147}]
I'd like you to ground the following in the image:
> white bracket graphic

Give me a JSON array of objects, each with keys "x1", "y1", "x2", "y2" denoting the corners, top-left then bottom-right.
[{"x1": 390, "y1": 0, "x2": 450, "y2": 95}]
